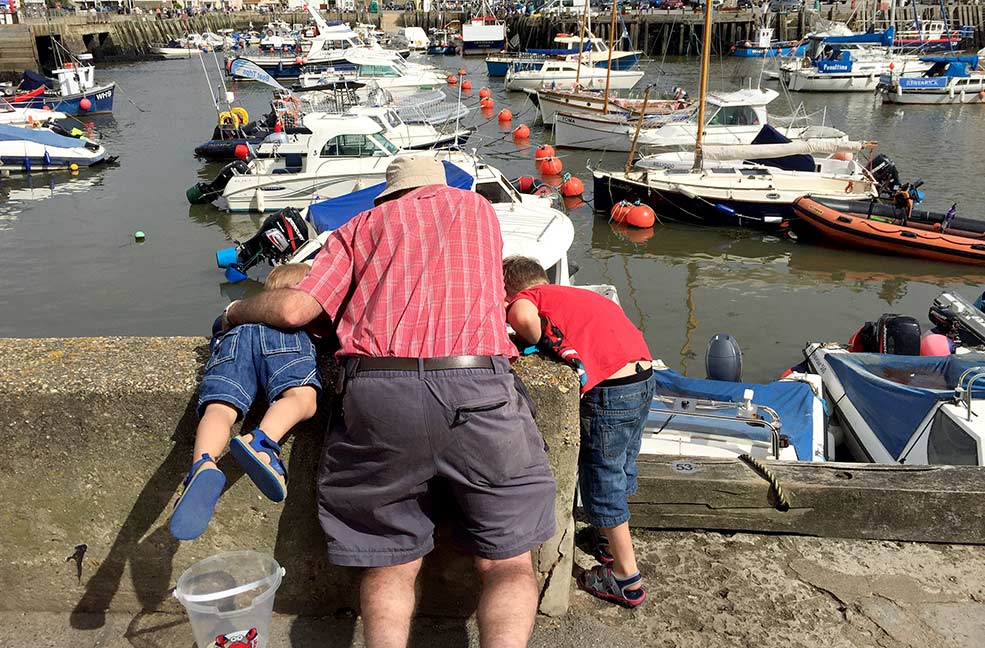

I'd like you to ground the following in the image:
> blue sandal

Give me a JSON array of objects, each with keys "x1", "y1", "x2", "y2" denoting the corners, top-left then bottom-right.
[
  {"x1": 170, "y1": 454, "x2": 226, "y2": 541},
  {"x1": 229, "y1": 429, "x2": 287, "y2": 503},
  {"x1": 579, "y1": 565, "x2": 647, "y2": 608}
]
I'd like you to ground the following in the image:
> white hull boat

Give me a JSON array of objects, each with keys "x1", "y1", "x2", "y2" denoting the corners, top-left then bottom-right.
[
  {"x1": 0, "y1": 123, "x2": 108, "y2": 171},
  {"x1": 504, "y1": 60, "x2": 643, "y2": 92},
  {"x1": 879, "y1": 54, "x2": 985, "y2": 104}
]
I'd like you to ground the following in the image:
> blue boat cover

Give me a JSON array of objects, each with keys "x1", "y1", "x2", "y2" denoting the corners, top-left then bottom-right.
[
  {"x1": 747, "y1": 124, "x2": 816, "y2": 173},
  {"x1": 0, "y1": 123, "x2": 84, "y2": 149},
  {"x1": 810, "y1": 26, "x2": 893, "y2": 46},
  {"x1": 826, "y1": 352, "x2": 985, "y2": 460},
  {"x1": 307, "y1": 160, "x2": 475, "y2": 233},
  {"x1": 651, "y1": 369, "x2": 819, "y2": 461},
  {"x1": 919, "y1": 55, "x2": 979, "y2": 67},
  {"x1": 20, "y1": 70, "x2": 54, "y2": 91}
]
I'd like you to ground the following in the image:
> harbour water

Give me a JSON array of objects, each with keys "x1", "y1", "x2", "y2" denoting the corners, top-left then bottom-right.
[{"x1": 2, "y1": 54, "x2": 983, "y2": 381}]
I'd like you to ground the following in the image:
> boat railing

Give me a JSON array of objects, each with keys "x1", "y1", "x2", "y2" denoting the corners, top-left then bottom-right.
[
  {"x1": 651, "y1": 396, "x2": 783, "y2": 459},
  {"x1": 954, "y1": 366, "x2": 985, "y2": 421}
]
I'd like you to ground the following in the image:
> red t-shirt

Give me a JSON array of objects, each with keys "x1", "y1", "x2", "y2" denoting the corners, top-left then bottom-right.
[{"x1": 510, "y1": 284, "x2": 651, "y2": 393}]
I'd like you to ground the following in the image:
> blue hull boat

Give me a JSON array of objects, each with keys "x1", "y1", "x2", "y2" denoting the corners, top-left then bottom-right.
[{"x1": 732, "y1": 42, "x2": 808, "y2": 58}]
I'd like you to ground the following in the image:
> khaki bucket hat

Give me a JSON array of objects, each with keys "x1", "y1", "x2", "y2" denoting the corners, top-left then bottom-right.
[{"x1": 374, "y1": 155, "x2": 447, "y2": 205}]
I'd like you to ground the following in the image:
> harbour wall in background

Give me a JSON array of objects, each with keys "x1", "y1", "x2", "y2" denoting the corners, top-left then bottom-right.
[
  {"x1": 0, "y1": 337, "x2": 580, "y2": 620},
  {"x1": 3, "y1": 5, "x2": 985, "y2": 74}
]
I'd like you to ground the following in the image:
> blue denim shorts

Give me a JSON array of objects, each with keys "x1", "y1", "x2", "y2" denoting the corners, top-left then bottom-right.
[
  {"x1": 198, "y1": 323, "x2": 322, "y2": 419},
  {"x1": 578, "y1": 373, "x2": 655, "y2": 528}
]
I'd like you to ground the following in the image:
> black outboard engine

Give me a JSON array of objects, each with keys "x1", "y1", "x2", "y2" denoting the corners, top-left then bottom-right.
[
  {"x1": 868, "y1": 153, "x2": 901, "y2": 197},
  {"x1": 186, "y1": 159, "x2": 250, "y2": 205},
  {"x1": 705, "y1": 333, "x2": 742, "y2": 382},
  {"x1": 215, "y1": 208, "x2": 311, "y2": 281},
  {"x1": 849, "y1": 314, "x2": 921, "y2": 355}
]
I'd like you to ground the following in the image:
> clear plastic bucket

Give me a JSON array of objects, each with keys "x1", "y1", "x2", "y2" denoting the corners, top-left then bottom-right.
[{"x1": 174, "y1": 551, "x2": 285, "y2": 648}]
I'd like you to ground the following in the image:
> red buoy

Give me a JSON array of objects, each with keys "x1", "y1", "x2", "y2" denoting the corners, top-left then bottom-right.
[
  {"x1": 534, "y1": 144, "x2": 556, "y2": 164},
  {"x1": 273, "y1": 120, "x2": 283, "y2": 133},
  {"x1": 560, "y1": 175, "x2": 583, "y2": 197},
  {"x1": 458, "y1": 68, "x2": 467, "y2": 76},
  {"x1": 516, "y1": 176, "x2": 536, "y2": 192},
  {"x1": 461, "y1": 80, "x2": 472, "y2": 91},
  {"x1": 540, "y1": 156, "x2": 563, "y2": 175},
  {"x1": 447, "y1": 75, "x2": 458, "y2": 85},
  {"x1": 479, "y1": 87, "x2": 491, "y2": 99},
  {"x1": 626, "y1": 203, "x2": 656, "y2": 228},
  {"x1": 498, "y1": 109, "x2": 512, "y2": 122},
  {"x1": 512, "y1": 124, "x2": 530, "y2": 139},
  {"x1": 234, "y1": 144, "x2": 250, "y2": 161},
  {"x1": 610, "y1": 200, "x2": 634, "y2": 224},
  {"x1": 79, "y1": 97, "x2": 92, "y2": 111}
]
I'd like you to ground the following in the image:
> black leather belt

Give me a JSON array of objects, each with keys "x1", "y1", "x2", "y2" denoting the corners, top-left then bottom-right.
[{"x1": 345, "y1": 355, "x2": 496, "y2": 373}]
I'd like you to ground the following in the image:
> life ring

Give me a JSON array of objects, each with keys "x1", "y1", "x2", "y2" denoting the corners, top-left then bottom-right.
[
  {"x1": 845, "y1": 181, "x2": 854, "y2": 193},
  {"x1": 231, "y1": 107, "x2": 249, "y2": 125},
  {"x1": 218, "y1": 110, "x2": 240, "y2": 128}
]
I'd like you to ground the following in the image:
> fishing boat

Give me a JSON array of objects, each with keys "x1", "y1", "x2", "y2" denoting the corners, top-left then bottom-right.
[
  {"x1": 554, "y1": 88, "x2": 845, "y2": 152},
  {"x1": 791, "y1": 196, "x2": 985, "y2": 265},
  {"x1": 504, "y1": 59, "x2": 643, "y2": 92},
  {"x1": 803, "y1": 343, "x2": 985, "y2": 465},
  {"x1": 892, "y1": 19, "x2": 974, "y2": 52},
  {"x1": 426, "y1": 30, "x2": 459, "y2": 55},
  {"x1": 0, "y1": 123, "x2": 110, "y2": 171},
  {"x1": 460, "y1": 7, "x2": 505, "y2": 56},
  {"x1": 15, "y1": 55, "x2": 115, "y2": 115},
  {"x1": 781, "y1": 28, "x2": 933, "y2": 92},
  {"x1": 731, "y1": 25, "x2": 808, "y2": 58},
  {"x1": 878, "y1": 54, "x2": 985, "y2": 104}
]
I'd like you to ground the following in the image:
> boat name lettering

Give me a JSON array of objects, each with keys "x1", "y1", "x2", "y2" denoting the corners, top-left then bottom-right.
[
  {"x1": 898, "y1": 77, "x2": 949, "y2": 89},
  {"x1": 95, "y1": 91, "x2": 112, "y2": 101},
  {"x1": 807, "y1": 205, "x2": 824, "y2": 215}
]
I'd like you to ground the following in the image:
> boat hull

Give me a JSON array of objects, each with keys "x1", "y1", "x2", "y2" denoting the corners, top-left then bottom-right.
[
  {"x1": 792, "y1": 196, "x2": 985, "y2": 265},
  {"x1": 732, "y1": 42, "x2": 808, "y2": 58},
  {"x1": 504, "y1": 70, "x2": 643, "y2": 92},
  {"x1": 26, "y1": 82, "x2": 116, "y2": 115},
  {"x1": 486, "y1": 52, "x2": 640, "y2": 77}
]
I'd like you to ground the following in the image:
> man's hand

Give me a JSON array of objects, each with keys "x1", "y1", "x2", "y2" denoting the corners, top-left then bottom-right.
[{"x1": 224, "y1": 288, "x2": 324, "y2": 330}]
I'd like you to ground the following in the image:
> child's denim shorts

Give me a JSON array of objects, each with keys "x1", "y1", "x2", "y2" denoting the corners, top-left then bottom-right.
[
  {"x1": 198, "y1": 323, "x2": 321, "y2": 419},
  {"x1": 578, "y1": 372, "x2": 655, "y2": 528}
]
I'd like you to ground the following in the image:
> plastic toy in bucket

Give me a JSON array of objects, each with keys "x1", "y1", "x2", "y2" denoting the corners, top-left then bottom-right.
[{"x1": 174, "y1": 551, "x2": 285, "y2": 648}]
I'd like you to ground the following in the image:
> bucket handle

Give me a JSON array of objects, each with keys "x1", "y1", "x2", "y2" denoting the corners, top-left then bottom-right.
[{"x1": 174, "y1": 567, "x2": 285, "y2": 604}]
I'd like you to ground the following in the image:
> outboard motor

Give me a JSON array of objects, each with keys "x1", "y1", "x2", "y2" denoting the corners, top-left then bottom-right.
[
  {"x1": 215, "y1": 208, "x2": 310, "y2": 282},
  {"x1": 849, "y1": 314, "x2": 921, "y2": 355},
  {"x1": 186, "y1": 159, "x2": 250, "y2": 205},
  {"x1": 868, "y1": 153, "x2": 901, "y2": 196},
  {"x1": 705, "y1": 333, "x2": 742, "y2": 382}
]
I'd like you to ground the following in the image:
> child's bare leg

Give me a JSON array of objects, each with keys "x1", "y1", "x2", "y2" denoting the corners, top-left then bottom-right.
[
  {"x1": 240, "y1": 386, "x2": 318, "y2": 465},
  {"x1": 601, "y1": 523, "x2": 642, "y2": 589},
  {"x1": 193, "y1": 402, "x2": 239, "y2": 467}
]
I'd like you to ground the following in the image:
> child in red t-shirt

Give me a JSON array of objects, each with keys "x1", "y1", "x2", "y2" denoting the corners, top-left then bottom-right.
[{"x1": 503, "y1": 256, "x2": 654, "y2": 608}]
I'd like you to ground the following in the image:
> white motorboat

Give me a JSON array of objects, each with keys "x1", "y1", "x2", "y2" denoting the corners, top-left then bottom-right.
[
  {"x1": 210, "y1": 114, "x2": 478, "y2": 213},
  {"x1": 804, "y1": 343, "x2": 985, "y2": 465},
  {"x1": 153, "y1": 44, "x2": 204, "y2": 59},
  {"x1": 0, "y1": 123, "x2": 109, "y2": 172},
  {"x1": 486, "y1": 33, "x2": 641, "y2": 77},
  {"x1": 299, "y1": 51, "x2": 447, "y2": 99},
  {"x1": 879, "y1": 54, "x2": 985, "y2": 104},
  {"x1": 554, "y1": 87, "x2": 846, "y2": 151},
  {"x1": 504, "y1": 59, "x2": 644, "y2": 93},
  {"x1": 0, "y1": 97, "x2": 67, "y2": 126}
]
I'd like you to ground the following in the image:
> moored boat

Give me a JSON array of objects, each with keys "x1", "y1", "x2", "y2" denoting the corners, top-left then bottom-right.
[
  {"x1": 0, "y1": 123, "x2": 110, "y2": 171},
  {"x1": 791, "y1": 195, "x2": 985, "y2": 265},
  {"x1": 878, "y1": 54, "x2": 985, "y2": 104}
]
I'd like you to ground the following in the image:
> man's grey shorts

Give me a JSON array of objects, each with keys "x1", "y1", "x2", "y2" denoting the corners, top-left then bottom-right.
[{"x1": 317, "y1": 356, "x2": 557, "y2": 567}]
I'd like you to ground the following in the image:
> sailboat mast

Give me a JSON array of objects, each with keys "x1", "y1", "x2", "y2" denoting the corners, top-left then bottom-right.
[
  {"x1": 888, "y1": 0, "x2": 895, "y2": 56},
  {"x1": 575, "y1": 0, "x2": 588, "y2": 88},
  {"x1": 691, "y1": 0, "x2": 714, "y2": 171},
  {"x1": 602, "y1": 0, "x2": 617, "y2": 114}
]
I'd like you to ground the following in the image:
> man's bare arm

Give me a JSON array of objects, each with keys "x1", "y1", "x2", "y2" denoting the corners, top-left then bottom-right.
[{"x1": 225, "y1": 288, "x2": 324, "y2": 330}]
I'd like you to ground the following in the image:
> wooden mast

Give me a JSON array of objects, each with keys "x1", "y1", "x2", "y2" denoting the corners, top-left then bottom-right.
[
  {"x1": 691, "y1": 0, "x2": 715, "y2": 172},
  {"x1": 602, "y1": 0, "x2": 618, "y2": 114}
]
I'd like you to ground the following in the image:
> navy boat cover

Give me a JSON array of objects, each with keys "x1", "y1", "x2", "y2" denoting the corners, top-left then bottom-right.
[
  {"x1": 0, "y1": 123, "x2": 84, "y2": 149},
  {"x1": 651, "y1": 368, "x2": 820, "y2": 462},
  {"x1": 307, "y1": 160, "x2": 475, "y2": 233},
  {"x1": 826, "y1": 352, "x2": 985, "y2": 460},
  {"x1": 747, "y1": 125, "x2": 816, "y2": 173},
  {"x1": 20, "y1": 70, "x2": 54, "y2": 91}
]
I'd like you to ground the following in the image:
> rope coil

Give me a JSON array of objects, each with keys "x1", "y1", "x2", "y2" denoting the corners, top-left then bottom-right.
[{"x1": 738, "y1": 453, "x2": 791, "y2": 512}]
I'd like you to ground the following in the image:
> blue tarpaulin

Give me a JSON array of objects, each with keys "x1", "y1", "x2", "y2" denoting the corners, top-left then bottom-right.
[
  {"x1": 919, "y1": 55, "x2": 979, "y2": 67},
  {"x1": 827, "y1": 353, "x2": 985, "y2": 460},
  {"x1": 307, "y1": 160, "x2": 475, "y2": 233},
  {"x1": 650, "y1": 369, "x2": 820, "y2": 462},
  {"x1": 0, "y1": 123, "x2": 84, "y2": 149}
]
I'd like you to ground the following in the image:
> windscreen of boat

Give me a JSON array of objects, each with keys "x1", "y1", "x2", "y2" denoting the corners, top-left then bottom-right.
[
  {"x1": 649, "y1": 369, "x2": 819, "y2": 461},
  {"x1": 825, "y1": 352, "x2": 985, "y2": 460},
  {"x1": 307, "y1": 159, "x2": 475, "y2": 233}
]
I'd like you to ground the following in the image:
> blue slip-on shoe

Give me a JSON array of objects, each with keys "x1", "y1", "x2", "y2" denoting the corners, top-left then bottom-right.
[
  {"x1": 169, "y1": 454, "x2": 226, "y2": 541},
  {"x1": 229, "y1": 428, "x2": 287, "y2": 503}
]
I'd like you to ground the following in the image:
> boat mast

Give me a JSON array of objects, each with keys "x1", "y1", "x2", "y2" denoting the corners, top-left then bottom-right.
[
  {"x1": 691, "y1": 0, "x2": 714, "y2": 172},
  {"x1": 888, "y1": 0, "x2": 895, "y2": 57},
  {"x1": 625, "y1": 85, "x2": 651, "y2": 173},
  {"x1": 602, "y1": 0, "x2": 617, "y2": 114},
  {"x1": 575, "y1": 0, "x2": 588, "y2": 88}
]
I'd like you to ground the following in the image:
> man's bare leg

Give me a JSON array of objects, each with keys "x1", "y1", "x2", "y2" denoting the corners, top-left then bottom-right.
[
  {"x1": 361, "y1": 558, "x2": 423, "y2": 648},
  {"x1": 475, "y1": 552, "x2": 538, "y2": 648}
]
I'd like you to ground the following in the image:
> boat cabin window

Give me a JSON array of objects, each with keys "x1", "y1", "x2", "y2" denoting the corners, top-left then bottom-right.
[
  {"x1": 474, "y1": 178, "x2": 513, "y2": 204},
  {"x1": 385, "y1": 110, "x2": 402, "y2": 128},
  {"x1": 707, "y1": 105, "x2": 760, "y2": 126},
  {"x1": 927, "y1": 410, "x2": 979, "y2": 465},
  {"x1": 360, "y1": 64, "x2": 400, "y2": 78},
  {"x1": 321, "y1": 134, "x2": 393, "y2": 157}
]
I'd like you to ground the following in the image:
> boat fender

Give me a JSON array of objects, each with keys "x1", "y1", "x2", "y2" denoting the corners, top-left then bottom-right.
[
  {"x1": 706, "y1": 334, "x2": 742, "y2": 382},
  {"x1": 920, "y1": 332, "x2": 954, "y2": 356}
]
